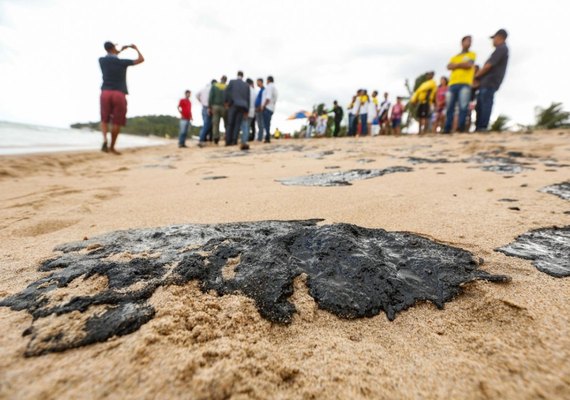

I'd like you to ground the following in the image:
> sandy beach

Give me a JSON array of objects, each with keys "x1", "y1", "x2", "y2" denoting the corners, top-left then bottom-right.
[{"x1": 0, "y1": 131, "x2": 569, "y2": 399}]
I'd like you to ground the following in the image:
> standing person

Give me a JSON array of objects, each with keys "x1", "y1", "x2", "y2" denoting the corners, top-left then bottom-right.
[
  {"x1": 369, "y1": 90, "x2": 379, "y2": 136},
  {"x1": 255, "y1": 78, "x2": 265, "y2": 141},
  {"x1": 411, "y1": 71, "x2": 436, "y2": 134},
  {"x1": 390, "y1": 97, "x2": 405, "y2": 135},
  {"x1": 177, "y1": 90, "x2": 193, "y2": 148},
  {"x1": 99, "y1": 41, "x2": 144, "y2": 155},
  {"x1": 434, "y1": 77, "x2": 448, "y2": 133},
  {"x1": 347, "y1": 93, "x2": 357, "y2": 136},
  {"x1": 197, "y1": 79, "x2": 215, "y2": 147},
  {"x1": 240, "y1": 78, "x2": 256, "y2": 150},
  {"x1": 328, "y1": 100, "x2": 344, "y2": 137},
  {"x1": 261, "y1": 76, "x2": 278, "y2": 143},
  {"x1": 316, "y1": 112, "x2": 328, "y2": 136},
  {"x1": 225, "y1": 71, "x2": 251, "y2": 146},
  {"x1": 444, "y1": 36, "x2": 476, "y2": 133},
  {"x1": 306, "y1": 112, "x2": 317, "y2": 138},
  {"x1": 475, "y1": 29, "x2": 509, "y2": 132},
  {"x1": 358, "y1": 90, "x2": 369, "y2": 136},
  {"x1": 208, "y1": 75, "x2": 227, "y2": 144},
  {"x1": 378, "y1": 92, "x2": 391, "y2": 134}
]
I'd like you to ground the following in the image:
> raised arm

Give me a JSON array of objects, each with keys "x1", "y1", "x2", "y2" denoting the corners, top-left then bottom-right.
[{"x1": 123, "y1": 44, "x2": 144, "y2": 65}]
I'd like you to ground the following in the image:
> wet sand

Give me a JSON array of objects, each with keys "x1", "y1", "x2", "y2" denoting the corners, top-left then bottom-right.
[{"x1": 1, "y1": 131, "x2": 569, "y2": 399}]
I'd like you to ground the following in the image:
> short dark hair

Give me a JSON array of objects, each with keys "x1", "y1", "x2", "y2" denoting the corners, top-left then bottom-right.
[
  {"x1": 246, "y1": 78, "x2": 253, "y2": 85},
  {"x1": 104, "y1": 41, "x2": 115, "y2": 51},
  {"x1": 221, "y1": 75, "x2": 227, "y2": 83},
  {"x1": 257, "y1": 78, "x2": 263, "y2": 82},
  {"x1": 461, "y1": 35, "x2": 472, "y2": 43},
  {"x1": 237, "y1": 71, "x2": 244, "y2": 77},
  {"x1": 185, "y1": 90, "x2": 191, "y2": 94},
  {"x1": 333, "y1": 100, "x2": 338, "y2": 105},
  {"x1": 267, "y1": 76, "x2": 274, "y2": 83},
  {"x1": 211, "y1": 79, "x2": 217, "y2": 84}
]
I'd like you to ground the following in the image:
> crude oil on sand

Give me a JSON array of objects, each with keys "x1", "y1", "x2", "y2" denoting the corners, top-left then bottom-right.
[{"x1": 0, "y1": 130, "x2": 569, "y2": 399}]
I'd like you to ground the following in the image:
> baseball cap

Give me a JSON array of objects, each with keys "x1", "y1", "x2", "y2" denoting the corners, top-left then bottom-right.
[{"x1": 490, "y1": 29, "x2": 508, "y2": 39}]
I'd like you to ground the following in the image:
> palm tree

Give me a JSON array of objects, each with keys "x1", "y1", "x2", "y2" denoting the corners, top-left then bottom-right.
[
  {"x1": 491, "y1": 114, "x2": 510, "y2": 132},
  {"x1": 535, "y1": 102, "x2": 570, "y2": 129}
]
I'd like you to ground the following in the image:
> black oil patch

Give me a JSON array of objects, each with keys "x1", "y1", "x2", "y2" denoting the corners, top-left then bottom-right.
[
  {"x1": 0, "y1": 220, "x2": 509, "y2": 355},
  {"x1": 540, "y1": 181, "x2": 570, "y2": 201},
  {"x1": 407, "y1": 157, "x2": 450, "y2": 164},
  {"x1": 496, "y1": 226, "x2": 570, "y2": 278},
  {"x1": 277, "y1": 166, "x2": 413, "y2": 186},
  {"x1": 466, "y1": 151, "x2": 534, "y2": 175}
]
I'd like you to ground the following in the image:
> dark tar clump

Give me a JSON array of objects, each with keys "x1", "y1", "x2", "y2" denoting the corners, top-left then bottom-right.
[
  {"x1": 278, "y1": 166, "x2": 413, "y2": 186},
  {"x1": 1, "y1": 220, "x2": 509, "y2": 356},
  {"x1": 496, "y1": 226, "x2": 570, "y2": 278}
]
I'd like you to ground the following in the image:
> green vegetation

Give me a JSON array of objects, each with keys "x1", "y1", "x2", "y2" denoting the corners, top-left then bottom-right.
[
  {"x1": 490, "y1": 114, "x2": 510, "y2": 132},
  {"x1": 71, "y1": 115, "x2": 201, "y2": 138},
  {"x1": 535, "y1": 102, "x2": 570, "y2": 129}
]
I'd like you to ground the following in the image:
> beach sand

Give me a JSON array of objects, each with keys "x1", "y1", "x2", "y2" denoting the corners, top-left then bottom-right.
[{"x1": 0, "y1": 131, "x2": 569, "y2": 399}]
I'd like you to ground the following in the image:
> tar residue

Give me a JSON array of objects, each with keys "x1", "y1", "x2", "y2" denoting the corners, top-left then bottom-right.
[
  {"x1": 407, "y1": 157, "x2": 450, "y2": 164},
  {"x1": 540, "y1": 181, "x2": 570, "y2": 201},
  {"x1": 497, "y1": 226, "x2": 570, "y2": 278},
  {"x1": 0, "y1": 220, "x2": 509, "y2": 356},
  {"x1": 467, "y1": 151, "x2": 534, "y2": 175},
  {"x1": 278, "y1": 166, "x2": 413, "y2": 186}
]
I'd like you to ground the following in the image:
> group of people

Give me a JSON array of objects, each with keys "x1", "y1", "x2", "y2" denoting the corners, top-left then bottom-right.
[
  {"x1": 410, "y1": 28, "x2": 509, "y2": 134},
  {"x1": 344, "y1": 90, "x2": 405, "y2": 137},
  {"x1": 98, "y1": 28, "x2": 508, "y2": 153},
  {"x1": 178, "y1": 73, "x2": 278, "y2": 150}
]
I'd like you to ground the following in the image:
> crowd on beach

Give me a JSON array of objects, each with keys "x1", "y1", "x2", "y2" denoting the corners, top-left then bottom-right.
[{"x1": 98, "y1": 28, "x2": 508, "y2": 154}]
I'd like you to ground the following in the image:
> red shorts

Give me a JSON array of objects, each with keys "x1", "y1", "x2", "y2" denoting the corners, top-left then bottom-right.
[{"x1": 100, "y1": 90, "x2": 127, "y2": 126}]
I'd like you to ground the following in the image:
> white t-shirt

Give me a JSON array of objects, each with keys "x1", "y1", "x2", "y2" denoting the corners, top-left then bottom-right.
[
  {"x1": 262, "y1": 82, "x2": 278, "y2": 111},
  {"x1": 368, "y1": 98, "x2": 379, "y2": 116},
  {"x1": 352, "y1": 98, "x2": 361, "y2": 115},
  {"x1": 197, "y1": 84, "x2": 211, "y2": 107},
  {"x1": 248, "y1": 87, "x2": 256, "y2": 118}
]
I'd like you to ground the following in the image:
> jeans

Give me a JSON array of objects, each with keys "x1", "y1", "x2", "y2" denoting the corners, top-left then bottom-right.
[
  {"x1": 360, "y1": 114, "x2": 368, "y2": 135},
  {"x1": 476, "y1": 87, "x2": 496, "y2": 131},
  {"x1": 444, "y1": 84, "x2": 471, "y2": 132},
  {"x1": 178, "y1": 119, "x2": 190, "y2": 146},
  {"x1": 348, "y1": 113, "x2": 355, "y2": 136},
  {"x1": 199, "y1": 106, "x2": 212, "y2": 143},
  {"x1": 255, "y1": 111, "x2": 265, "y2": 141},
  {"x1": 241, "y1": 116, "x2": 253, "y2": 145},
  {"x1": 227, "y1": 105, "x2": 247, "y2": 145},
  {"x1": 306, "y1": 124, "x2": 314, "y2": 138},
  {"x1": 263, "y1": 108, "x2": 273, "y2": 141}
]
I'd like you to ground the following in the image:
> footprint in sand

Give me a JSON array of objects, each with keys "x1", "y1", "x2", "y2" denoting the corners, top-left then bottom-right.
[{"x1": 13, "y1": 219, "x2": 79, "y2": 237}]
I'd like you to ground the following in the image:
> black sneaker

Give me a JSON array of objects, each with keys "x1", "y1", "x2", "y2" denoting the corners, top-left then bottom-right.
[
  {"x1": 214, "y1": 138, "x2": 219, "y2": 145},
  {"x1": 101, "y1": 142, "x2": 108, "y2": 152}
]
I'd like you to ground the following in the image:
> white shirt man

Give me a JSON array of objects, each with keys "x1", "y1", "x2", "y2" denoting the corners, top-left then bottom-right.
[{"x1": 262, "y1": 81, "x2": 278, "y2": 112}]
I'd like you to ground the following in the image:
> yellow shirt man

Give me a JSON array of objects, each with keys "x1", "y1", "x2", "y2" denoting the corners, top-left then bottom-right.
[{"x1": 448, "y1": 51, "x2": 476, "y2": 86}]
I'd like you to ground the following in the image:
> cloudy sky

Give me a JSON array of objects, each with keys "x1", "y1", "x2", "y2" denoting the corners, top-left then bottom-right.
[{"x1": 0, "y1": 0, "x2": 568, "y2": 132}]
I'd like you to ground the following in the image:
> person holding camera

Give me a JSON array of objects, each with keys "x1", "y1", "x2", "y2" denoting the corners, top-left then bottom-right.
[{"x1": 99, "y1": 41, "x2": 144, "y2": 155}]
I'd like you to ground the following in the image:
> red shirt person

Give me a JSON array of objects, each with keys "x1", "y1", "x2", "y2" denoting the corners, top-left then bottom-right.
[
  {"x1": 99, "y1": 41, "x2": 144, "y2": 155},
  {"x1": 177, "y1": 90, "x2": 193, "y2": 148}
]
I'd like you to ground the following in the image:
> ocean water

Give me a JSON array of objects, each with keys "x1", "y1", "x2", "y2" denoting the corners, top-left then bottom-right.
[{"x1": 0, "y1": 121, "x2": 168, "y2": 156}]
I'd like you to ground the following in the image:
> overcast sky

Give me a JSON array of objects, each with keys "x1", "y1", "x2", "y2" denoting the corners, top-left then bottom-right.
[{"x1": 1, "y1": 0, "x2": 568, "y2": 132}]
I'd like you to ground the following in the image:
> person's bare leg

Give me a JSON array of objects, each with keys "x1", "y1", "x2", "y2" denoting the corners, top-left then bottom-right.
[
  {"x1": 100, "y1": 122, "x2": 109, "y2": 152},
  {"x1": 109, "y1": 124, "x2": 121, "y2": 155}
]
